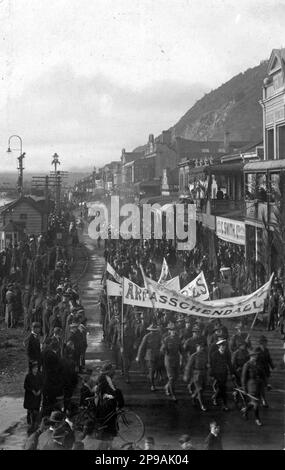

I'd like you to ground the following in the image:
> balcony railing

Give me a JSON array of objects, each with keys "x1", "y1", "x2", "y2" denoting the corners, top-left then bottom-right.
[{"x1": 245, "y1": 201, "x2": 277, "y2": 225}]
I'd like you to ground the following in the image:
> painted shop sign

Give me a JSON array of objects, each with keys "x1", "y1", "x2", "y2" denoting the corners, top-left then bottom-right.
[{"x1": 216, "y1": 217, "x2": 245, "y2": 245}]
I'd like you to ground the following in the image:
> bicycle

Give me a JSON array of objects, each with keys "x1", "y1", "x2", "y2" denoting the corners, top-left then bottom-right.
[{"x1": 74, "y1": 397, "x2": 145, "y2": 445}]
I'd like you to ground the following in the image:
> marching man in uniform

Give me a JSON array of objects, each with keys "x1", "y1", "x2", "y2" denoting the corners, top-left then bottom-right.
[
  {"x1": 241, "y1": 347, "x2": 266, "y2": 426},
  {"x1": 160, "y1": 323, "x2": 183, "y2": 402},
  {"x1": 136, "y1": 324, "x2": 162, "y2": 391},
  {"x1": 209, "y1": 338, "x2": 235, "y2": 411},
  {"x1": 183, "y1": 339, "x2": 208, "y2": 411}
]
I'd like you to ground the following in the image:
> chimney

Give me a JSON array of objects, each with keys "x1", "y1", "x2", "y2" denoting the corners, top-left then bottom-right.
[
  {"x1": 224, "y1": 131, "x2": 230, "y2": 153},
  {"x1": 162, "y1": 130, "x2": 171, "y2": 146},
  {"x1": 149, "y1": 134, "x2": 154, "y2": 144}
]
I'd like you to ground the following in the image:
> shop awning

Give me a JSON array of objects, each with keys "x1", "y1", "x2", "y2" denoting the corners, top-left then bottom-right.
[{"x1": 244, "y1": 160, "x2": 285, "y2": 172}]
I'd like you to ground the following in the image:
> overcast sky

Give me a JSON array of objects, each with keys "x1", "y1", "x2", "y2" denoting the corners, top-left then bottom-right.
[{"x1": 0, "y1": 0, "x2": 284, "y2": 172}]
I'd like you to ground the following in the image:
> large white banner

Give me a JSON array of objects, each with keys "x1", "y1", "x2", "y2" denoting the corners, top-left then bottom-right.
[
  {"x1": 180, "y1": 272, "x2": 209, "y2": 301},
  {"x1": 122, "y1": 274, "x2": 273, "y2": 318}
]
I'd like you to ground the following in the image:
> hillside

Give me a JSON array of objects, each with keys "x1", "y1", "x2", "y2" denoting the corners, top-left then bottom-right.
[
  {"x1": 170, "y1": 60, "x2": 268, "y2": 142},
  {"x1": 133, "y1": 60, "x2": 268, "y2": 152}
]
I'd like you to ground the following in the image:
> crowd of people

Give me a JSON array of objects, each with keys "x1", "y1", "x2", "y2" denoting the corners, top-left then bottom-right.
[
  {"x1": 100, "y1": 235, "x2": 281, "y2": 431},
  {"x1": 2, "y1": 207, "x2": 284, "y2": 450}
]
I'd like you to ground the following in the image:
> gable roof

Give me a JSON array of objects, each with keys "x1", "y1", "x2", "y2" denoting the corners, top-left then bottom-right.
[
  {"x1": 0, "y1": 196, "x2": 46, "y2": 215},
  {"x1": 267, "y1": 48, "x2": 285, "y2": 77}
]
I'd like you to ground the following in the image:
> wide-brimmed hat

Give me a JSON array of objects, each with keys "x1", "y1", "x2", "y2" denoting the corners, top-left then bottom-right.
[
  {"x1": 147, "y1": 324, "x2": 159, "y2": 331},
  {"x1": 216, "y1": 338, "x2": 227, "y2": 345},
  {"x1": 49, "y1": 411, "x2": 65, "y2": 423}
]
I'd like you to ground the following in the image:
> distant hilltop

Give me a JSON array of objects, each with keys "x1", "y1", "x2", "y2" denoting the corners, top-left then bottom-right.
[{"x1": 134, "y1": 60, "x2": 267, "y2": 151}]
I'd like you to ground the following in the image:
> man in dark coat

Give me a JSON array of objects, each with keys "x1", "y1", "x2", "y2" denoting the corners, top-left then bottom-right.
[
  {"x1": 23, "y1": 362, "x2": 43, "y2": 434},
  {"x1": 26, "y1": 322, "x2": 42, "y2": 368},
  {"x1": 257, "y1": 335, "x2": 274, "y2": 405},
  {"x1": 204, "y1": 421, "x2": 223, "y2": 450},
  {"x1": 209, "y1": 339, "x2": 234, "y2": 410}
]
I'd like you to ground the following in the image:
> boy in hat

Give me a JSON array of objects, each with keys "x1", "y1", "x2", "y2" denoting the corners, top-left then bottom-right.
[
  {"x1": 160, "y1": 323, "x2": 183, "y2": 401},
  {"x1": 136, "y1": 324, "x2": 162, "y2": 391},
  {"x1": 241, "y1": 348, "x2": 265, "y2": 426}
]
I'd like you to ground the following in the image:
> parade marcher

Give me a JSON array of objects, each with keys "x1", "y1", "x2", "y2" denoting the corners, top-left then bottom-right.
[
  {"x1": 231, "y1": 341, "x2": 250, "y2": 403},
  {"x1": 241, "y1": 348, "x2": 266, "y2": 426},
  {"x1": 160, "y1": 323, "x2": 183, "y2": 402},
  {"x1": 257, "y1": 335, "x2": 274, "y2": 402},
  {"x1": 183, "y1": 324, "x2": 201, "y2": 359},
  {"x1": 23, "y1": 361, "x2": 43, "y2": 435},
  {"x1": 209, "y1": 339, "x2": 235, "y2": 411},
  {"x1": 25, "y1": 322, "x2": 42, "y2": 369},
  {"x1": 136, "y1": 323, "x2": 162, "y2": 391},
  {"x1": 120, "y1": 321, "x2": 136, "y2": 383},
  {"x1": 183, "y1": 339, "x2": 208, "y2": 411},
  {"x1": 267, "y1": 289, "x2": 278, "y2": 331},
  {"x1": 278, "y1": 295, "x2": 285, "y2": 339},
  {"x1": 204, "y1": 421, "x2": 223, "y2": 450},
  {"x1": 229, "y1": 321, "x2": 251, "y2": 353}
]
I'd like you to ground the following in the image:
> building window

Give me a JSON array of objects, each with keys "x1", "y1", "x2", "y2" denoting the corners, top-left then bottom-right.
[
  {"x1": 20, "y1": 213, "x2": 28, "y2": 220},
  {"x1": 278, "y1": 125, "x2": 285, "y2": 159},
  {"x1": 267, "y1": 128, "x2": 274, "y2": 160}
]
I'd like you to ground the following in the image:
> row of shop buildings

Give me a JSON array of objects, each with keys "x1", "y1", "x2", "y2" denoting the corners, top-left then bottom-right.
[{"x1": 76, "y1": 48, "x2": 285, "y2": 288}]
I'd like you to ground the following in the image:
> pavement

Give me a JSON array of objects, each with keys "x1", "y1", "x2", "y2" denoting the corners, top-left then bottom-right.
[{"x1": 0, "y1": 229, "x2": 284, "y2": 450}]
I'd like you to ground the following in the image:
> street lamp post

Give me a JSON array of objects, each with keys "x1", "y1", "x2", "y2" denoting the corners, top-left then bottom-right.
[
  {"x1": 7, "y1": 135, "x2": 25, "y2": 196},
  {"x1": 51, "y1": 153, "x2": 61, "y2": 215}
]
